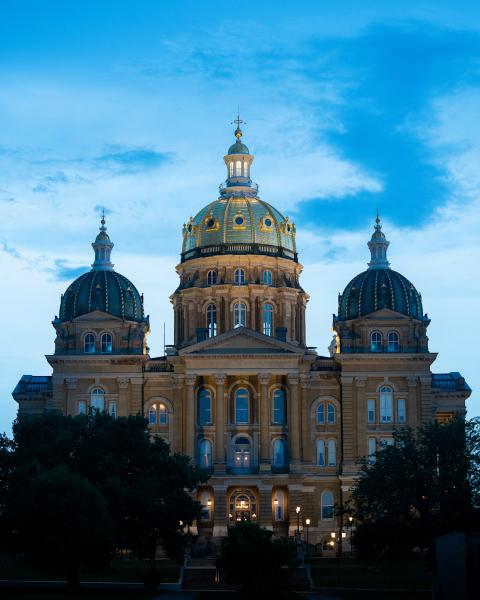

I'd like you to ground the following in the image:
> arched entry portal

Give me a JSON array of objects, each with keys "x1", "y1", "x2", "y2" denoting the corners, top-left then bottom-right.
[{"x1": 228, "y1": 488, "x2": 257, "y2": 524}]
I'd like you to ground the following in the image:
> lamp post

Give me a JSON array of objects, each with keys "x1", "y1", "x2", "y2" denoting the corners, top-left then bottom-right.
[{"x1": 305, "y1": 518, "x2": 310, "y2": 562}]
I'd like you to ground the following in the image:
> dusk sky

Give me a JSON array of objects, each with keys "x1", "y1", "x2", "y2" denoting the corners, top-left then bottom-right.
[{"x1": 1, "y1": 0, "x2": 479, "y2": 433}]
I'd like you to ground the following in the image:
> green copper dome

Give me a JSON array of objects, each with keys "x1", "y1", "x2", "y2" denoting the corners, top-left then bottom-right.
[
  {"x1": 181, "y1": 123, "x2": 297, "y2": 262},
  {"x1": 58, "y1": 218, "x2": 145, "y2": 323},
  {"x1": 337, "y1": 215, "x2": 424, "y2": 321}
]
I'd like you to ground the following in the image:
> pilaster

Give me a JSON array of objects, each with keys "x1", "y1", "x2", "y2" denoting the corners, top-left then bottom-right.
[
  {"x1": 288, "y1": 376, "x2": 301, "y2": 464},
  {"x1": 214, "y1": 373, "x2": 226, "y2": 469},
  {"x1": 258, "y1": 373, "x2": 271, "y2": 466},
  {"x1": 185, "y1": 375, "x2": 196, "y2": 458}
]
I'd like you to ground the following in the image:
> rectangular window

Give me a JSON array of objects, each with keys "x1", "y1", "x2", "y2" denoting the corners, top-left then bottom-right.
[
  {"x1": 368, "y1": 438, "x2": 376, "y2": 464},
  {"x1": 398, "y1": 399, "x2": 406, "y2": 423},
  {"x1": 109, "y1": 401, "x2": 117, "y2": 418},
  {"x1": 380, "y1": 394, "x2": 393, "y2": 423},
  {"x1": 367, "y1": 399, "x2": 375, "y2": 424},
  {"x1": 380, "y1": 437, "x2": 394, "y2": 448},
  {"x1": 78, "y1": 400, "x2": 87, "y2": 415}
]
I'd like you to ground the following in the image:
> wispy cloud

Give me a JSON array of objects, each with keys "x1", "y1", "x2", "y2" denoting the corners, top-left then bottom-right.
[
  {"x1": 50, "y1": 259, "x2": 89, "y2": 281},
  {"x1": 94, "y1": 147, "x2": 175, "y2": 173}
]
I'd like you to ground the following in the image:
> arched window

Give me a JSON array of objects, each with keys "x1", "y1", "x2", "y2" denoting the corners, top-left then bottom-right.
[
  {"x1": 234, "y1": 268, "x2": 245, "y2": 285},
  {"x1": 235, "y1": 388, "x2": 249, "y2": 424},
  {"x1": 327, "y1": 439, "x2": 336, "y2": 466},
  {"x1": 199, "y1": 439, "x2": 212, "y2": 468},
  {"x1": 149, "y1": 402, "x2": 168, "y2": 425},
  {"x1": 233, "y1": 301, "x2": 247, "y2": 327},
  {"x1": 370, "y1": 331, "x2": 383, "y2": 352},
  {"x1": 263, "y1": 303, "x2": 273, "y2": 336},
  {"x1": 273, "y1": 490, "x2": 286, "y2": 521},
  {"x1": 90, "y1": 388, "x2": 105, "y2": 411},
  {"x1": 272, "y1": 389, "x2": 286, "y2": 424},
  {"x1": 198, "y1": 389, "x2": 212, "y2": 425},
  {"x1": 235, "y1": 160, "x2": 242, "y2": 176},
  {"x1": 101, "y1": 332, "x2": 112, "y2": 353},
  {"x1": 388, "y1": 331, "x2": 400, "y2": 352},
  {"x1": 316, "y1": 404, "x2": 325, "y2": 424},
  {"x1": 207, "y1": 270, "x2": 216, "y2": 286},
  {"x1": 327, "y1": 403, "x2": 335, "y2": 424},
  {"x1": 206, "y1": 304, "x2": 217, "y2": 337},
  {"x1": 379, "y1": 386, "x2": 393, "y2": 423},
  {"x1": 263, "y1": 270, "x2": 272, "y2": 285},
  {"x1": 321, "y1": 490, "x2": 334, "y2": 520},
  {"x1": 199, "y1": 490, "x2": 213, "y2": 521},
  {"x1": 84, "y1": 333, "x2": 95, "y2": 354},
  {"x1": 233, "y1": 437, "x2": 251, "y2": 469},
  {"x1": 316, "y1": 439, "x2": 325, "y2": 466},
  {"x1": 272, "y1": 439, "x2": 286, "y2": 467}
]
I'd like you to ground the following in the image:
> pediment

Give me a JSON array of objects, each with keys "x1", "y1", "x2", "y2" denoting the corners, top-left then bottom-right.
[
  {"x1": 363, "y1": 308, "x2": 411, "y2": 320},
  {"x1": 72, "y1": 311, "x2": 124, "y2": 323},
  {"x1": 179, "y1": 327, "x2": 304, "y2": 356}
]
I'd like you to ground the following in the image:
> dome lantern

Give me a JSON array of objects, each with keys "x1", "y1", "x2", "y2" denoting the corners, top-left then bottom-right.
[
  {"x1": 223, "y1": 114, "x2": 255, "y2": 193},
  {"x1": 91, "y1": 212, "x2": 114, "y2": 270},
  {"x1": 367, "y1": 210, "x2": 390, "y2": 269}
]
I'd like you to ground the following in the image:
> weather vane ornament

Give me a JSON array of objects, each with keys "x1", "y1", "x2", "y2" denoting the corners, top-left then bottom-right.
[{"x1": 231, "y1": 110, "x2": 246, "y2": 139}]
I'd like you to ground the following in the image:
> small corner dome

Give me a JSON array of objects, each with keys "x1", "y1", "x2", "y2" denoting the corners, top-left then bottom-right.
[
  {"x1": 58, "y1": 218, "x2": 145, "y2": 323},
  {"x1": 337, "y1": 215, "x2": 424, "y2": 321},
  {"x1": 228, "y1": 140, "x2": 250, "y2": 155}
]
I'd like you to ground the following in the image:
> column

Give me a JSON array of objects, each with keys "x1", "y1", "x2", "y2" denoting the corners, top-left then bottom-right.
[
  {"x1": 258, "y1": 373, "x2": 271, "y2": 467},
  {"x1": 288, "y1": 376, "x2": 301, "y2": 464},
  {"x1": 341, "y1": 376, "x2": 354, "y2": 469},
  {"x1": 185, "y1": 375, "x2": 196, "y2": 459},
  {"x1": 214, "y1": 373, "x2": 226, "y2": 469},
  {"x1": 173, "y1": 375, "x2": 184, "y2": 453},
  {"x1": 354, "y1": 376, "x2": 367, "y2": 460},
  {"x1": 300, "y1": 374, "x2": 310, "y2": 463}
]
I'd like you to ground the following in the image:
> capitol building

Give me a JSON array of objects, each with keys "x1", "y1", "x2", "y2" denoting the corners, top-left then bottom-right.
[{"x1": 13, "y1": 124, "x2": 471, "y2": 547}]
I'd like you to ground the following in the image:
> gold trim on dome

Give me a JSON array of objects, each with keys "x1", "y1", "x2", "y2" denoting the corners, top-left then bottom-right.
[
  {"x1": 260, "y1": 213, "x2": 274, "y2": 232},
  {"x1": 183, "y1": 217, "x2": 196, "y2": 236},
  {"x1": 281, "y1": 216, "x2": 295, "y2": 236},
  {"x1": 204, "y1": 212, "x2": 220, "y2": 232}
]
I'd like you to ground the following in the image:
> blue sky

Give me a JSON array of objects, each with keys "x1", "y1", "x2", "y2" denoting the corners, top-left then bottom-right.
[{"x1": 1, "y1": 0, "x2": 480, "y2": 432}]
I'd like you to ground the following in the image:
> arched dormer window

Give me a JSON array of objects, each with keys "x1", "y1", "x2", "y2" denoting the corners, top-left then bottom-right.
[
  {"x1": 379, "y1": 386, "x2": 393, "y2": 423},
  {"x1": 207, "y1": 270, "x2": 217, "y2": 286},
  {"x1": 272, "y1": 439, "x2": 286, "y2": 467},
  {"x1": 198, "y1": 389, "x2": 212, "y2": 425},
  {"x1": 149, "y1": 402, "x2": 168, "y2": 426},
  {"x1": 199, "y1": 439, "x2": 212, "y2": 468},
  {"x1": 235, "y1": 388, "x2": 249, "y2": 424},
  {"x1": 272, "y1": 389, "x2": 286, "y2": 425},
  {"x1": 321, "y1": 490, "x2": 334, "y2": 520},
  {"x1": 206, "y1": 304, "x2": 217, "y2": 337},
  {"x1": 387, "y1": 331, "x2": 400, "y2": 352},
  {"x1": 263, "y1": 303, "x2": 273, "y2": 336},
  {"x1": 234, "y1": 268, "x2": 245, "y2": 285},
  {"x1": 233, "y1": 301, "x2": 247, "y2": 327},
  {"x1": 101, "y1": 332, "x2": 112, "y2": 353},
  {"x1": 263, "y1": 270, "x2": 272, "y2": 285},
  {"x1": 371, "y1": 331, "x2": 383, "y2": 352},
  {"x1": 84, "y1": 333, "x2": 95, "y2": 353},
  {"x1": 90, "y1": 388, "x2": 105, "y2": 411}
]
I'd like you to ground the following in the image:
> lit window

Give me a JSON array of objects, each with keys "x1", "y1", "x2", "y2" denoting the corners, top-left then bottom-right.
[
  {"x1": 109, "y1": 401, "x2": 117, "y2": 418},
  {"x1": 229, "y1": 162, "x2": 234, "y2": 177},
  {"x1": 273, "y1": 490, "x2": 285, "y2": 521},
  {"x1": 317, "y1": 439, "x2": 325, "y2": 466},
  {"x1": 199, "y1": 439, "x2": 212, "y2": 468},
  {"x1": 327, "y1": 403, "x2": 335, "y2": 424},
  {"x1": 321, "y1": 490, "x2": 334, "y2": 519},
  {"x1": 234, "y1": 268, "x2": 245, "y2": 285},
  {"x1": 233, "y1": 301, "x2": 247, "y2": 327},
  {"x1": 90, "y1": 388, "x2": 105, "y2": 411},
  {"x1": 235, "y1": 160, "x2": 242, "y2": 176},
  {"x1": 149, "y1": 403, "x2": 168, "y2": 425},
  {"x1": 263, "y1": 270, "x2": 272, "y2": 285},
  {"x1": 370, "y1": 331, "x2": 383, "y2": 352},
  {"x1": 243, "y1": 162, "x2": 249, "y2": 177},
  {"x1": 149, "y1": 406, "x2": 157, "y2": 425},
  {"x1": 328, "y1": 439, "x2": 336, "y2": 466},
  {"x1": 316, "y1": 404, "x2": 325, "y2": 424},
  {"x1": 158, "y1": 403, "x2": 168, "y2": 425},
  {"x1": 234, "y1": 437, "x2": 251, "y2": 469},
  {"x1": 273, "y1": 439, "x2": 286, "y2": 467},
  {"x1": 379, "y1": 386, "x2": 393, "y2": 423},
  {"x1": 84, "y1": 333, "x2": 95, "y2": 353},
  {"x1": 263, "y1": 303, "x2": 273, "y2": 336},
  {"x1": 368, "y1": 438, "x2": 376, "y2": 464},
  {"x1": 388, "y1": 331, "x2": 400, "y2": 352},
  {"x1": 367, "y1": 399, "x2": 376, "y2": 424},
  {"x1": 272, "y1": 389, "x2": 286, "y2": 424},
  {"x1": 198, "y1": 389, "x2": 212, "y2": 425},
  {"x1": 78, "y1": 400, "x2": 87, "y2": 415},
  {"x1": 101, "y1": 332, "x2": 112, "y2": 353},
  {"x1": 398, "y1": 398, "x2": 406, "y2": 423},
  {"x1": 207, "y1": 270, "x2": 216, "y2": 286},
  {"x1": 235, "y1": 388, "x2": 249, "y2": 424},
  {"x1": 206, "y1": 304, "x2": 217, "y2": 337}
]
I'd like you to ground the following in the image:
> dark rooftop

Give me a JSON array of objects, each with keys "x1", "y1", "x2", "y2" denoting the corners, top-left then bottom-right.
[{"x1": 432, "y1": 372, "x2": 471, "y2": 392}]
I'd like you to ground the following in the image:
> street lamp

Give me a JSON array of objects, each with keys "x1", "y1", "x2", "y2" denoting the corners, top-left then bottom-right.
[
  {"x1": 296, "y1": 506, "x2": 301, "y2": 534},
  {"x1": 305, "y1": 518, "x2": 310, "y2": 561}
]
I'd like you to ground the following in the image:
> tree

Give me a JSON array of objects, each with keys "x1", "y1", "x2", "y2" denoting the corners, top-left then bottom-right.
[
  {"x1": 0, "y1": 411, "x2": 206, "y2": 586},
  {"x1": 216, "y1": 521, "x2": 298, "y2": 596},
  {"x1": 350, "y1": 416, "x2": 480, "y2": 563}
]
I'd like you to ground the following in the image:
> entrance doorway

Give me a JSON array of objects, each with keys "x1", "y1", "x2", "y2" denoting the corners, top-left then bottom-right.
[{"x1": 228, "y1": 489, "x2": 257, "y2": 525}]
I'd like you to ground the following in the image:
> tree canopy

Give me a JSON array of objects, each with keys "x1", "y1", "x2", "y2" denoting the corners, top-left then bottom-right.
[{"x1": 350, "y1": 416, "x2": 480, "y2": 563}]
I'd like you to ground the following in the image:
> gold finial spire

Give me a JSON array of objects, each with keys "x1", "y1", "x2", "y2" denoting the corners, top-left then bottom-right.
[{"x1": 231, "y1": 109, "x2": 246, "y2": 139}]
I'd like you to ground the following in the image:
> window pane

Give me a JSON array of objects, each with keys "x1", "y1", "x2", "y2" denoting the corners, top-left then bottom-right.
[
  {"x1": 328, "y1": 440, "x2": 336, "y2": 466},
  {"x1": 234, "y1": 269, "x2": 245, "y2": 285},
  {"x1": 84, "y1": 333, "x2": 95, "y2": 353},
  {"x1": 327, "y1": 404, "x2": 335, "y2": 424},
  {"x1": 207, "y1": 270, "x2": 216, "y2": 285},
  {"x1": 388, "y1": 331, "x2": 400, "y2": 352},
  {"x1": 234, "y1": 302, "x2": 246, "y2": 327},
  {"x1": 272, "y1": 389, "x2": 286, "y2": 424},
  {"x1": 78, "y1": 400, "x2": 87, "y2": 415},
  {"x1": 101, "y1": 333, "x2": 112, "y2": 353},
  {"x1": 398, "y1": 398, "x2": 406, "y2": 423},
  {"x1": 368, "y1": 438, "x2": 376, "y2": 464},
  {"x1": 90, "y1": 388, "x2": 105, "y2": 411},
  {"x1": 109, "y1": 401, "x2": 117, "y2": 418},
  {"x1": 367, "y1": 399, "x2": 375, "y2": 424},
  {"x1": 371, "y1": 332, "x2": 382, "y2": 352},
  {"x1": 199, "y1": 440, "x2": 212, "y2": 467},
  {"x1": 158, "y1": 403, "x2": 168, "y2": 425},
  {"x1": 235, "y1": 161, "x2": 242, "y2": 176},
  {"x1": 317, "y1": 404, "x2": 325, "y2": 424},
  {"x1": 235, "y1": 388, "x2": 249, "y2": 424},
  {"x1": 273, "y1": 439, "x2": 285, "y2": 467},
  {"x1": 207, "y1": 304, "x2": 217, "y2": 337},
  {"x1": 317, "y1": 440, "x2": 325, "y2": 466},
  {"x1": 263, "y1": 303, "x2": 273, "y2": 336},
  {"x1": 380, "y1": 387, "x2": 393, "y2": 422},
  {"x1": 263, "y1": 270, "x2": 272, "y2": 285},
  {"x1": 321, "y1": 491, "x2": 334, "y2": 519},
  {"x1": 149, "y1": 405, "x2": 157, "y2": 425},
  {"x1": 198, "y1": 389, "x2": 212, "y2": 425}
]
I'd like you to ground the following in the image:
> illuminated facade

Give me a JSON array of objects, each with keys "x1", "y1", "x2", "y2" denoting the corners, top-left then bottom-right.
[{"x1": 13, "y1": 123, "x2": 471, "y2": 547}]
